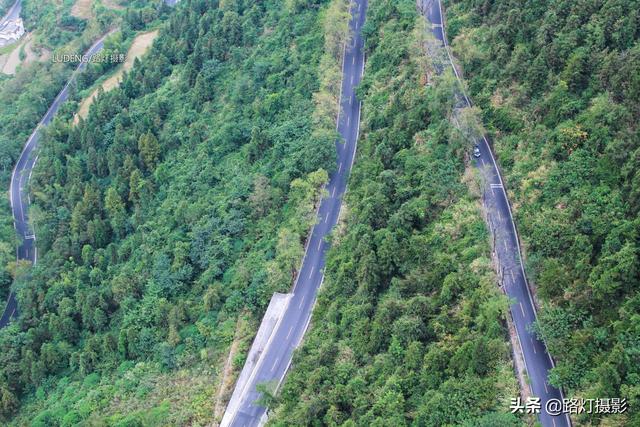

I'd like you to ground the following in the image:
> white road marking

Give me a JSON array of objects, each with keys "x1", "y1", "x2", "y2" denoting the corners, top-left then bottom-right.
[
  {"x1": 490, "y1": 183, "x2": 503, "y2": 188},
  {"x1": 347, "y1": 116, "x2": 350, "y2": 127},
  {"x1": 271, "y1": 358, "x2": 279, "y2": 372},
  {"x1": 351, "y1": 142, "x2": 357, "y2": 166},
  {"x1": 352, "y1": 56, "x2": 355, "y2": 65},
  {"x1": 351, "y1": 74, "x2": 354, "y2": 85},
  {"x1": 299, "y1": 295, "x2": 306, "y2": 309},
  {"x1": 544, "y1": 382, "x2": 549, "y2": 394},
  {"x1": 332, "y1": 187, "x2": 336, "y2": 198},
  {"x1": 503, "y1": 239, "x2": 508, "y2": 253},
  {"x1": 510, "y1": 270, "x2": 515, "y2": 282},
  {"x1": 497, "y1": 210, "x2": 502, "y2": 221},
  {"x1": 317, "y1": 239, "x2": 323, "y2": 250},
  {"x1": 308, "y1": 266, "x2": 315, "y2": 279},
  {"x1": 325, "y1": 213, "x2": 330, "y2": 223},
  {"x1": 286, "y1": 326, "x2": 294, "y2": 340},
  {"x1": 435, "y1": 0, "x2": 571, "y2": 418},
  {"x1": 338, "y1": 162, "x2": 343, "y2": 173},
  {"x1": 531, "y1": 338, "x2": 537, "y2": 354},
  {"x1": 520, "y1": 302, "x2": 525, "y2": 317}
]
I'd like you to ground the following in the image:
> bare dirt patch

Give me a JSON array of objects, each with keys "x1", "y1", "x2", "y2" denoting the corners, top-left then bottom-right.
[
  {"x1": 75, "y1": 29, "x2": 159, "y2": 122},
  {"x1": 213, "y1": 315, "x2": 249, "y2": 422},
  {"x1": 102, "y1": 0, "x2": 125, "y2": 10},
  {"x1": 71, "y1": 0, "x2": 93, "y2": 19},
  {"x1": 0, "y1": 33, "x2": 50, "y2": 75}
]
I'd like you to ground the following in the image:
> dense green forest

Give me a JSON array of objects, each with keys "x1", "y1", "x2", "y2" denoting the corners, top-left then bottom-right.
[
  {"x1": 269, "y1": 1, "x2": 522, "y2": 425},
  {"x1": 2, "y1": 0, "x2": 637, "y2": 424},
  {"x1": 0, "y1": 0, "x2": 166, "y2": 322},
  {"x1": 445, "y1": 0, "x2": 640, "y2": 425},
  {"x1": 0, "y1": 0, "x2": 344, "y2": 423}
]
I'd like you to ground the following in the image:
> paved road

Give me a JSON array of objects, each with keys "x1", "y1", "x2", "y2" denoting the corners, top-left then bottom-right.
[
  {"x1": 0, "y1": 32, "x2": 112, "y2": 328},
  {"x1": 0, "y1": 0, "x2": 20, "y2": 28},
  {"x1": 422, "y1": 1, "x2": 571, "y2": 426},
  {"x1": 222, "y1": 1, "x2": 368, "y2": 426}
]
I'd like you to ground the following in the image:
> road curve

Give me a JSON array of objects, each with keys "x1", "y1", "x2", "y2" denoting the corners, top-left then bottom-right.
[
  {"x1": 0, "y1": 0, "x2": 20, "y2": 29},
  {"x1": 0, "y1": 32, "x2": 113, "y2": 328},
  {"x1": 422, "y1": 1, "x2": 571, "y2": 426},
  {"x1": 222, "y1": 1, "x2": 368, "y2": 426}
]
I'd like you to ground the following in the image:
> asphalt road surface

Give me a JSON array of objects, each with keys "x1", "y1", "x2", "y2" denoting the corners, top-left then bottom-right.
[
  {"x1": 223, "y1": 1, "x2": 368, "y2": 426},
  {"x1": 423, "y1": 1, "x2": 571, "y2": 426},
  {"x1": 0, "y1": 32, "x2": 112, "y2": 328},
  {"x1": 0, "y1": 0, "x2": 20, "y2": 30}
]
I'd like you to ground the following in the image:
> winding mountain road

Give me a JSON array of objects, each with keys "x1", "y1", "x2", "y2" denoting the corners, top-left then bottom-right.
[
  {"x1": 423, "y1": 1, "x2": 571, "y2": 426},
  {"x1": 0, "y1": 0, "x2": 181, "y2": 329},
  {"x1": 0, "y1": 32, "x2": 112, "y2": 328},
  {"x1": 221, "y1": 1, "x2": 368, "y2": 426},
  {"x1": 0, "y1": 0, "x2": 20, "y2": 28}
]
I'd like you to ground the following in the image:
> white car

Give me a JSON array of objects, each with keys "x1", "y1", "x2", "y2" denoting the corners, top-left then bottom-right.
[{"x1": 473, "y1": 145, "x2": 481, "y2": 158}]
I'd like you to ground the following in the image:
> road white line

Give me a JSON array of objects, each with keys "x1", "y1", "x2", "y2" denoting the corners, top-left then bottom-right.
[
  {"x1": 286, "y1": 326, "x2": 294, "y2": 340},
  {"x1": 347, "y1": 116, "x2": 350, "y2": 127},
  {"x1": 271, "y1": 358, "x2": 279, "y2": 372},
  {"x1": 520, "y1": 302, "x2": 525, "y2": 317},
  {"x1": 503, "y1": 239, "x2": 508, "y2": 253},
  {"x1": 317, "y1": 239, "x2": 323, "y2": 250},
  {"x1": 432, "y1": 5, "x2": 571, "y2": 423},
  {"x1": 510, "y1": 270, "x2": 515, "y2": 282},
  {"x1": 299, "y1": 295, "x2": 306, "y2": 309},
  {"x1": 325, "y1": 213, "x2": 330, "y2": 223},
  {"x1": 338, "y1": 162, "x2": 343, "y2": 173},
  {"x1": 332, "y1": 187, "x2": 336, "y2": 198},
  {"x1": 351, "y1": 74, "x2": 354, "y2": 85},
  {"x1": 544, "y1": 382, "x2": 549, "y2": 394},
  {"x1": 308, "y1": 266, "x2": 315, "y2": 279},
  {"x1": 531, "y1": 338, "x2": 537, "y2": 354},
  {"x1": 352, "y1": 56, "x2": 355, "y2": 65},
  {"x1": 497, "y1": 209, "x2": 502, "y2": 221}
]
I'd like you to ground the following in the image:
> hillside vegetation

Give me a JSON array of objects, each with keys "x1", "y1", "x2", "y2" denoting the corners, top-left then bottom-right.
[
  {"x1": 0, "y1": 1, "x2": 163, "y2": 324},
  {"x1": 446, "y1": 0, "x2": 640, "y2": 425},
  {"x1": 0, "y1": 0, "x2": 343, "y2": 423},
  {"x1": 269, "y1": 1, "x2": 522, "y2": 425}
]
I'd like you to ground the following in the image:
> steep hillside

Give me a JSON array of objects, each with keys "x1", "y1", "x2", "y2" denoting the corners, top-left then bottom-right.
[
  {"x1": 0, "y1": 0, "x2": 162, "y2": 322},
  {"x1": 446, "y1": 0, "x2": 640, "y2": 425},
  {"x1": 0, "y1": 0, "x2": 339, "y2": 423},
  {"x1": 269, "y1": 1, "x2": 521, "y2": 425}
]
